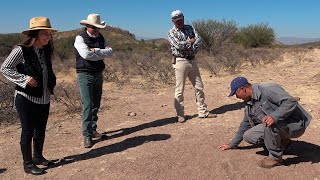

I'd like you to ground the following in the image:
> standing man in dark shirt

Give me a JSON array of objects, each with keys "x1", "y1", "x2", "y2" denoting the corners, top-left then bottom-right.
[
  {"x1": 219, "y1": 76, "x2": 312, "y2": 168},
  {"x1": 74, "y1": 14, "x2": 113, "y2": 148},
  {"x1": 168, "y1": 10, "x2": 216, "y2": 123}
]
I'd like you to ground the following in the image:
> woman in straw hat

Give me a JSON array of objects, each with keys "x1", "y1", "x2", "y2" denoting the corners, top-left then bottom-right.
[{"x1": 0, "y1": 16, "x2": 58, "y2": 175}]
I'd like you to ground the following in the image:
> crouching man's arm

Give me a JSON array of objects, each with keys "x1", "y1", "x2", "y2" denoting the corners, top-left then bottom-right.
[{"x1": 218, "y1": 114, "x2": 251, "y2": 151}]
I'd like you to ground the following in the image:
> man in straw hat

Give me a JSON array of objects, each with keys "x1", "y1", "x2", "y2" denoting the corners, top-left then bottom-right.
[
  {"x1": 168, "y1": 10, "x2": 217, "y2": 123},
  {"x1": 74, "y1": 13, "x2": 113, "y2": 148},
  {"x1": 1, "y1": 16, "x2": 57, "y2": 175},
  {"x1": 218, "y1": 76, "x2": 312, "y2": 168}
]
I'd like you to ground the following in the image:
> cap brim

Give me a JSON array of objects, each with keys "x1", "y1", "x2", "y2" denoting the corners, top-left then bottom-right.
[
  {"x1": 22, "y1": 28, "x2": 58, "y2": 35},
  {"x1": 172, "y1": 17, "x2": 183, "y2": 22},
  {"x1": 228, "y1": 90, "x2": 236, "y2": 97},
  {"x1": 80, "y1": 20, "x2": 106, "y2": 28}
]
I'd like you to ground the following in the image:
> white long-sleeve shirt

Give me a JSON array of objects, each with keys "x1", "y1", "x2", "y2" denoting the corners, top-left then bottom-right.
[{"x1": 74, "y1": 31, "x2": 113, "y2": 61}]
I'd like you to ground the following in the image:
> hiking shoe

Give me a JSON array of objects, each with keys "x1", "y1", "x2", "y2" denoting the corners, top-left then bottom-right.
[
  {"x1": 92, "y1": 131, "x2": 104, "y2": 139},
  {"x1": 258, "y1": 157, "x2": 284, "y2": 168},
  {"x1": 199, "y1": 113, "x2": 217, "y2": 118},
  {"x1": 84, "y1": 137, "x2": 93, "y2": 148},
  {"x1": 177, "y1": 116, "x2": 186, "y2": 123},
  {"x1": 282, "y1": 139, "x2": 292, "y2": 149}
]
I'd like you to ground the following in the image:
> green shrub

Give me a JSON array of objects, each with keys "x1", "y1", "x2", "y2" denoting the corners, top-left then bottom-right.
[
  {"x1": 235, "y1": 23, "x2": 275, "y2": 48},
  {"x1": 192, "y1": 19, "x2": 238, "y2": 55}
]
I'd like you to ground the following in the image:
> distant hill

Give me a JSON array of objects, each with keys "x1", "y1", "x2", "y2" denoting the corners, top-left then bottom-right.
[
  {"x1": 0, "y1": 26, "x2": 169, "y2": 58},
  {"x1": 277, "y1": 37, "x2": 320, "y2": 45}
]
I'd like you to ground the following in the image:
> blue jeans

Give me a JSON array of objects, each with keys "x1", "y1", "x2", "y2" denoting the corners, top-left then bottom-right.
[{"x1": 77, "y1": 71, "x2": 103, "y2": 138}]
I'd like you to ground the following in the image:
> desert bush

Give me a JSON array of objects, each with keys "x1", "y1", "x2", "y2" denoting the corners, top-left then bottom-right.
[
  {"x1": 131, "y1": 51, "x2": 174, "y2": 85},
  {"x1": 235, "y1": 23, "x2": 275, "y2": 48},
  {"x1": 286, "y1": 48, "x2": 313, "y2": 64},
  {"x1": 244, "y1": 48, "x2": 283, "y2": 67},
  {"x1": 52, "y1": 81, "x2": 81, "y2": 113},
  {"x1": 54, "y1": 36, "x2": 76, "y2": 61},
  {"x1": 0, "y1": 77, "x2": 18, "y2": 124},
  {"x1": 198, "y1": 46, "x2": 283, "y2": 75},
  {"x1": 105, "y1": 51, "x2": 174, "y2": 87},
  {"x1": 192, "y1": 19, "x2": 238, "y2": 55}
]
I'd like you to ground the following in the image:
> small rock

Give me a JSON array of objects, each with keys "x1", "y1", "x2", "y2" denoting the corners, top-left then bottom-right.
[
  {"x1": 308, "y1": 109, "x2": 313, "y2": 112},
  {"x1": 129, "y1": 112, "x2": 136, "y2": 116},
  {"x1": 161, "y1": 104, "x2": 167, "y2": 107}
]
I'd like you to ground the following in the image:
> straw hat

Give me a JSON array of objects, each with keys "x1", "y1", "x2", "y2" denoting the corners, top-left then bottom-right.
[
  {"x1": 22, "y1": 16, "x2": 58, "y2": 35},
  {"x1": 80, "y1": 14, "x2": 106, "y2": 29}
]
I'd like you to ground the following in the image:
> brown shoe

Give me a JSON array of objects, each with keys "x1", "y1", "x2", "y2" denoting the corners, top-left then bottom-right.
[
  {"x1": 282, "y1": 139, "x2": 292, "y2": 149},
  {"x1": 258, "y1": 157, "x2": 284, "y2": 168},
  {"x1": 177, "y1": 116, "x2": 186, "y2": 123},
  {"x1": 84, "y1": 137, "x2": 93, "y2": 148},
  {"x1": 199, "y1": 113, "x2": 217, "y2": 118},
  {"x1": 92, "y1": 131, "x2": 103, "y2": 139}
]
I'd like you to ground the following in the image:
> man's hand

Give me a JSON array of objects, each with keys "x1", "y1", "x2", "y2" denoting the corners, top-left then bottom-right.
[
  {"x1": 218, "y1": 144, "x2": 231, "y2": 151},
  {"x1": 262, "y1": 115, "x2": 275, "y2": 126}
]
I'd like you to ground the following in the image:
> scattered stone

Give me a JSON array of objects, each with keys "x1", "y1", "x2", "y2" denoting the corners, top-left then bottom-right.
[
  {"x1": 308, "y1": 109, "x2": 313, "y2": 112},
  {"x1": 127, "y1": 112, "x2": 136, "y2": 116},
  {"x1": 161, "y1": 104, "x2": 167, "y2": 107}
]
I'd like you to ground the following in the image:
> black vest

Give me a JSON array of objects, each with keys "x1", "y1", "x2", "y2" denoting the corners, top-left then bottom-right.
[
  {"x1": 15, "y1": 46, "x2": 56, "y2": 97},
  {"x1": 75, "y1": 30, "x2": 106, "y2": 73}
]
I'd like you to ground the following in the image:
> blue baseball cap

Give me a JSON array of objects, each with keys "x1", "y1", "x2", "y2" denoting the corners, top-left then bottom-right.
[{"x1": 228, "y1": 76, "x2": 248, "y2": 97}]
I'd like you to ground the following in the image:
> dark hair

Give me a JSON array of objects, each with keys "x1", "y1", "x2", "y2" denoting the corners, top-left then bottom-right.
[{"x1": 19, "y1": 30, "x2": 55, "y2": 60}]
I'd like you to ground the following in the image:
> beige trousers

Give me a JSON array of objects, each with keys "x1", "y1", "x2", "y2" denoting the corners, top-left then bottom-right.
[{"x1": 174, "y1": 57, "x2": 209, "y2": 117}]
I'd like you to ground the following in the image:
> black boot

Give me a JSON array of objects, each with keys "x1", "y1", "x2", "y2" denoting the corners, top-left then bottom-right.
[
  {"x1": 33, "y1": 137, "x2": 53, "y2": 167},
  {"x1": 21, "y1": 142, "x2": 45, "y2": 175}
]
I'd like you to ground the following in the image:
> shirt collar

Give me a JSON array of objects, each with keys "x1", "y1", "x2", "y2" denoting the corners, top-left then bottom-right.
[
  {"x1": 246, "y1": 84, "x2": 260, "y2": 105},
  {"x1": 86, "y1": 30, "x2": 98, "y2": 38}
]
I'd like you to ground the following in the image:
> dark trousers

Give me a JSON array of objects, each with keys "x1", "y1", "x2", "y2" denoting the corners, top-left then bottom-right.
[
  {"x1": 15, "y1": 94, "x2": 50, "y2": 163},
  {"x1": 77, "y1": 71, "x2": 103, "y2": 138}
]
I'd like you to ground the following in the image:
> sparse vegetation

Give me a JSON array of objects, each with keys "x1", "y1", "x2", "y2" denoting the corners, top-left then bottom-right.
[{"x1": 1, "y1": 19, "x2": 316, "y2": 124}]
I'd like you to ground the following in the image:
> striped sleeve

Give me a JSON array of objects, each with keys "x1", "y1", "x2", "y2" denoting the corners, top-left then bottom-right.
[
  {"x1": 0, "y1": 46, "x2": 30, "y2": 88},
  {"x1": 168, "y1": 29, "x2": 192, "y2": 50}
]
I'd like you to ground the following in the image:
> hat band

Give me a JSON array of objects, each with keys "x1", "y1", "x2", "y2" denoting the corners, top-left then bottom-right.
[{"x1": 30, "y1": 25, "x2": 52, "y2": 29}]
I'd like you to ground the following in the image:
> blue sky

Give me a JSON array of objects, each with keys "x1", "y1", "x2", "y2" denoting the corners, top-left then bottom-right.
[{"x1": 1, "y1": 0, "x2": 320, "y2": 39}]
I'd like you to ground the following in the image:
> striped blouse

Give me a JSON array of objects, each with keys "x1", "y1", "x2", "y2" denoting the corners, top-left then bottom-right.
[{"x1": 0, "y1": 46, "x2": 50, "y2": 104}]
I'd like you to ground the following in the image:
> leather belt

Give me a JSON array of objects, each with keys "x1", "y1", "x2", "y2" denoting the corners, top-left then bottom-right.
[{"x1": 174, "y1": 55, "x2": 195, "y2": 60}]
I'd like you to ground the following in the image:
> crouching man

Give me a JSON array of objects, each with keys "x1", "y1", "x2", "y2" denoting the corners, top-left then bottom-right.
[{"x1": 218, "y1": 77, "x2": 312, "y2": 168}]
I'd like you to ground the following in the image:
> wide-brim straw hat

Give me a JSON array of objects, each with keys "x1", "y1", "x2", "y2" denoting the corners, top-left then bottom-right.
[
  {"x1": 22, "y1": 16, "x2": 58, "y2": 35},
  {"x1": 80, "y1": 13, "x2": 106, "y2": 29}
]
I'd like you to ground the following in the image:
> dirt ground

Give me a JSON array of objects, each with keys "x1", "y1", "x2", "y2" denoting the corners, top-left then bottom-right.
[{"x1": 0, "y1": 49, "x2": 320, "y2": 180}]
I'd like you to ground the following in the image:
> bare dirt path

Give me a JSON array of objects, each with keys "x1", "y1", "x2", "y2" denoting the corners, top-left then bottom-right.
[{"x1": 0, "y1": 50, "x2": 320, "y2": 180}]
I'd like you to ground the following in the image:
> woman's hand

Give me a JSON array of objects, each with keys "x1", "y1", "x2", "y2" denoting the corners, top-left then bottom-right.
[{"x1": 27, "y1": 77, "x2": 38, "y2": 87}]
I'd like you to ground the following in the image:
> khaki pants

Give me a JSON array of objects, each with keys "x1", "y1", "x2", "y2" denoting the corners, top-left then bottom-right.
[{"x1": 173, "y1": 57, "x2": 208, "y2": 117}]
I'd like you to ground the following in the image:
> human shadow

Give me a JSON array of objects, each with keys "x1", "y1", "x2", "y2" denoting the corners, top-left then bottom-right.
[
  {"x1": 209, "y1": 102, "x2": 245, "y2": 115},
  {"x1": 101, "y1": 116, "x2": 177, "y2": 140},
  {"x1": 255, "y1": 140, "x2": 320, "y2": 166},
  {"x1": 0, "y1": 168, "x2": 7, "y2": 174},
  {"x1": 46, "y1": 134, "x2": 171, "y2": 170}
]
